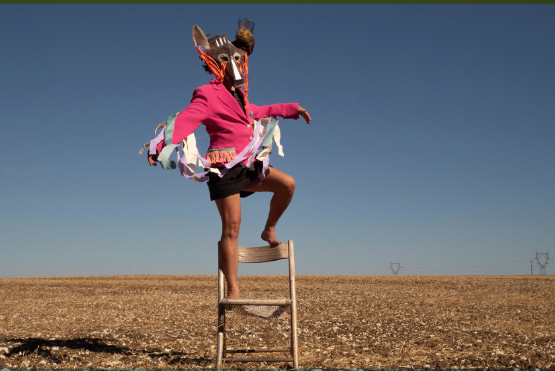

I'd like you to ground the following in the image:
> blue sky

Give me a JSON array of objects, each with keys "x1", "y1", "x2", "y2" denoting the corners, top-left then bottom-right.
[{"x1": 1, "y1": 5, "x2": 554, "y2": 277}]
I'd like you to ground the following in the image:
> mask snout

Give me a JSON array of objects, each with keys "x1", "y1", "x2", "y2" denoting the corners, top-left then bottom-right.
[{"x1": 230, "y1": 59, "x2": 245, "y2": 87}]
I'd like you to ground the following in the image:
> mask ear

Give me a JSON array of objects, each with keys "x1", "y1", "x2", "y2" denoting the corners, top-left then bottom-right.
[{"x1": 192, "y1": 25, "x2": 209, "y2": 51}]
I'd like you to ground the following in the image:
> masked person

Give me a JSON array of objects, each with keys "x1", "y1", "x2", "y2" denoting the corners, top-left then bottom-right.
[{"x1": 145, "y1": 19, "x2": 311, "y2": 298}]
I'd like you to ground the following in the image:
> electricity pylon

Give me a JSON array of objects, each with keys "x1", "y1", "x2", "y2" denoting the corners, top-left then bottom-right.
[
  {"x1": 535, "y1": 251, "x2": 552, "y2": 275},
  {"x1": 389, "y1": 262, "x2": 402, "y2": 275}
]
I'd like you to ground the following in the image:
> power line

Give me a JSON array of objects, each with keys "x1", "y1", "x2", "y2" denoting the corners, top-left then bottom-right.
[
  {"x1": 378, "y1": 257, "x2": 552, "y2": 276},
  {"x1": 403, "y1": 259, "x2": 529, "y2": 270}
]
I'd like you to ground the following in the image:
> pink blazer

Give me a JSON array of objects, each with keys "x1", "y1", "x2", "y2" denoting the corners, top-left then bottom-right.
[{"x1": 158, "y1": 79, "x2": 299, "y2": 167}]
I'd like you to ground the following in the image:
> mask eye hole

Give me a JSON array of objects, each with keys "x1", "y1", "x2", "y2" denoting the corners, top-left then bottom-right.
[
  {"x1": 218, "y1": 54, "x2": 230, "y2": 63},
  {"x1": 233, "y1": 52, "x2": 241, "y2": 62}
]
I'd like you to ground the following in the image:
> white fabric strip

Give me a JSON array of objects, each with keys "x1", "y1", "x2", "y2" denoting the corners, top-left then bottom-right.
[{"x1": 273, "y1": 124, "x2": 284, "y2": 157}]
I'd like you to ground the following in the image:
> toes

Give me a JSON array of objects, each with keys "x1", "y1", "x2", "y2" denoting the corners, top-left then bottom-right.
[
  {"x1": 262, "y1": 236, "x2": 281, "y2": 246},
  {"x1": 261, "y1": 230, "x2": 282, "y2": 246}
]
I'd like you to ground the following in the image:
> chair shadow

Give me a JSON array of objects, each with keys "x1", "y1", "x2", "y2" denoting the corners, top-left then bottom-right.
[{"x1": 4, "y1": 337, "x2": 210, "y2": 366}]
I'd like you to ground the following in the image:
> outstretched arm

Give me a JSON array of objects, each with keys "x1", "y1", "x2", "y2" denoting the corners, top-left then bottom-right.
[
  {"x1": 147, "y1": 87, "x2": 210, "y2": 167},
  {"x1": 251, "y1": 102, "x2": 311, "y2": 124}
]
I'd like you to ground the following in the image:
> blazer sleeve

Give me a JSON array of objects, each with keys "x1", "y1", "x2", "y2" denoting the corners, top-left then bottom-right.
[
  {"x1": 171, "y1": 87, "x2": 211, "y2": 145},
  {"x1": 250, "y1": 102, "x2": 299, "y2": 121}
]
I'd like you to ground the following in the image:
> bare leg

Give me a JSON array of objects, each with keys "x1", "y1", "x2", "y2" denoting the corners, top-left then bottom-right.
[
  {"x1": 215, "y1": 193, "x2": 242, "y2": 298},
  {"x1": 242, "y1": 167, "x2": 296, "y2": 246}
]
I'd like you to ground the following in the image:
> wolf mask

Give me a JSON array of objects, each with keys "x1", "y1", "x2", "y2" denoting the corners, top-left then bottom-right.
[{"x1": 192, "y1": 18, "x2": 255, "y2": 90}]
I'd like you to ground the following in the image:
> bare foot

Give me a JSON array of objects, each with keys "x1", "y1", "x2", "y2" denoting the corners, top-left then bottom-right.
[
  {"x1": 261, "y1": 227, "x2": 282, "y2": 246},
  {"x1": 226, "y1": 287, "x2": 240, "y2": 299}
]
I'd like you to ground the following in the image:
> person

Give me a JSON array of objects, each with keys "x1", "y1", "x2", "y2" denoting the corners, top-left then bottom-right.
[{"x1": 146, "y1": 19, "x2": 311, "y2": 298}]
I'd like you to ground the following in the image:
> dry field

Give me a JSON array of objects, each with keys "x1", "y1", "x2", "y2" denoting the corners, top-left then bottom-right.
[{"x1": 1, "y1": 275, "x2": 554, "y2": 369}]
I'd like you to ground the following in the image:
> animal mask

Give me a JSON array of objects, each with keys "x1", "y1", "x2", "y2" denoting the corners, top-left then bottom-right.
[{"x1": 192, "y1": 19, "x2": 255, "y2": 91}]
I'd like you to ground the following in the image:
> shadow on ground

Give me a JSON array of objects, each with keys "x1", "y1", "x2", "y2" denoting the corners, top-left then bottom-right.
[{"x1": 3, "y1": 337, "x2": 210, "y2": 366}]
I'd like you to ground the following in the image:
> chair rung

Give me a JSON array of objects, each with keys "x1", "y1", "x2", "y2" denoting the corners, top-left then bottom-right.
[
  {"x1": 226, "y1": 347, "x2": 291, "y2": 353},
  {"x1": 223, "y1": 357, "x2": 294, "y2": 363},
  {"x1": 221, "y1": 298, "x2": 291, "y2": 306}
]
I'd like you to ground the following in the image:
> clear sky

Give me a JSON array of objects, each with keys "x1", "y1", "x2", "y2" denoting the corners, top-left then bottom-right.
[{"x1": 1, "y1": 5, "x2": 554, "y2": 277}]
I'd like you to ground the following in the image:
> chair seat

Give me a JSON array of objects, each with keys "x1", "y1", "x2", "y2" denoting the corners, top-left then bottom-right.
[{"x1": 221, "y1": 298, "x2": 292, "y2": 306}]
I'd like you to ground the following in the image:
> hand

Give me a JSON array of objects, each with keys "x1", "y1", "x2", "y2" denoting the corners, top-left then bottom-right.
[
  {"x1": 148, "y1": 154, "x2": 158, "y2": 166},
  {"x1": 298, "y1": 105, "x2": 311, "y2": 124}
]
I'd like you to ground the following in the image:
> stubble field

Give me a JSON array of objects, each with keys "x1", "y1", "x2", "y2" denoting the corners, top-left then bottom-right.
[{"x1": 1, "y1": 275, "x2": 554, "y2": 369}]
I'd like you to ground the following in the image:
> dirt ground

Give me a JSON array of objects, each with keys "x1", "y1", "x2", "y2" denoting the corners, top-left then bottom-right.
[{"x1": 0, "y1": 275, "x2": 554, "y2": 369}]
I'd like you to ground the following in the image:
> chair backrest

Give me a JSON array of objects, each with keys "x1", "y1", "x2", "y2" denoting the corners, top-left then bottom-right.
[
  {"x1": 219, "y1": 240, "x2": 296, "y2": 301},
  {"x1": 237, "y1": 243, "x2": 289, "y2": 263}
]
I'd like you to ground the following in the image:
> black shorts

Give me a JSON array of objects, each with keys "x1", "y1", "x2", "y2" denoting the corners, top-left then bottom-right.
[{"x1": 207, "y1": 161, "x2": 266, "y2": 201}]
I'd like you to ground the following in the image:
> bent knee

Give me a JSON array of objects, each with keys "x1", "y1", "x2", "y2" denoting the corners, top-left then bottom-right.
[{"x1": 282, "y1": 176, "x2": 296, "y2": 196}]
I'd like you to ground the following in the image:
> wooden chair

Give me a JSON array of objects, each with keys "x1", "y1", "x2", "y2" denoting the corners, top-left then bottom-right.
[{"x1": 216, "y1": 239, "x2": 299, "y2": 368}]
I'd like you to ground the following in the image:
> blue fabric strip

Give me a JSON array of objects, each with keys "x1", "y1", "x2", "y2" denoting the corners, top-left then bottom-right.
[
  {"x1": 261, "y1": 117, "x2": 277, "y2": 148},
  {"x1": 159, "y1": 160, "x2": 177, "y2": 170},
  {"x1": 158, "y1": 143, "x2": 179, "y2": 170},
  {"x1": 164, "y1": 112, "x2": 178, "y2": 146}
]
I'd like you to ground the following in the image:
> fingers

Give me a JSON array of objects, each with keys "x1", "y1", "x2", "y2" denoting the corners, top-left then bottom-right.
[
  {"x1": 302, "y1": 111, "x2": 311, "y2": 124},
  {"x1": 148, "y1": 156, "x2": 157, "y2": 166},
  {"x1": 298, "y1": 105, "x2": 311, "y2": 124}
]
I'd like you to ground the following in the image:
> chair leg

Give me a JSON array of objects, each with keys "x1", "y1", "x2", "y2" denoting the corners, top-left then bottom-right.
[
  {"x1": 217, "y1": 256, "x2": 226, "y2": 368},
  {"x1": 216, "y1": 304, "x2": 225, "y2": 368},
  {"x1": 290, "y1": 302, "x2": 299, "y2": 368},
  {"x1": 288, "y1": 240, "x2": 299, "y2": 368}
]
